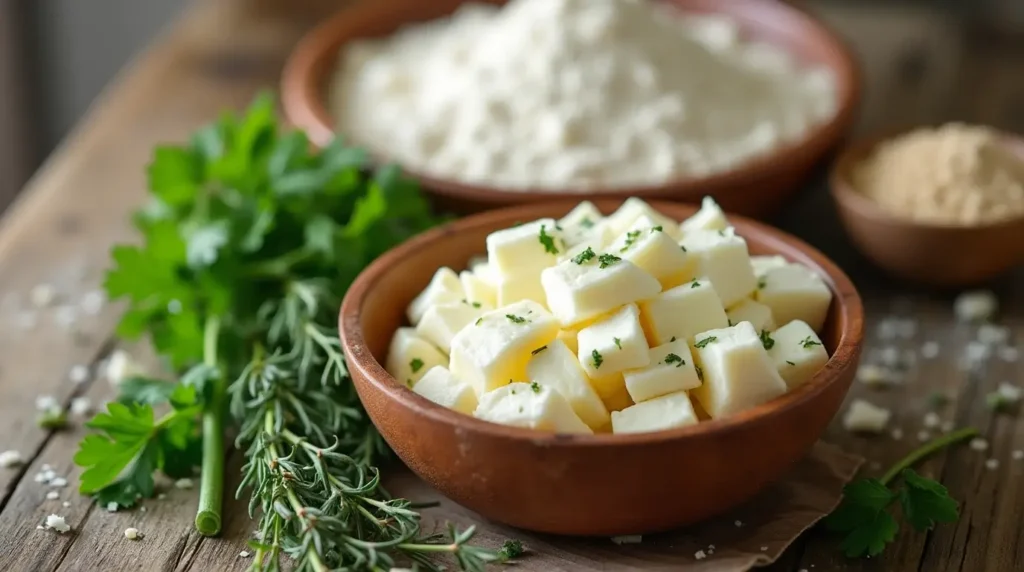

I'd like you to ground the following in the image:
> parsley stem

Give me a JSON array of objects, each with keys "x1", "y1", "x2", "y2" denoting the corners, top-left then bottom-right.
[
  {"x1": 195, "y1": 316, "x2": 225, "y2": 536},
  {"x1": 880, "y1": 426, "x2": 979, "y2": 486}
]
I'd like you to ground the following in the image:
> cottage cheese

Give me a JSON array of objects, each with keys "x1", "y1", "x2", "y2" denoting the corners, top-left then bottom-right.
[{"x1": 332, "y1": 0, "x2": 837, "y2": 190}]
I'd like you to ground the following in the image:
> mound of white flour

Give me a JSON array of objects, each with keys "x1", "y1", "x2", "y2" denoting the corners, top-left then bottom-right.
[{"x1": 331, "y1": 0, "x2": 837, "y2": 190}]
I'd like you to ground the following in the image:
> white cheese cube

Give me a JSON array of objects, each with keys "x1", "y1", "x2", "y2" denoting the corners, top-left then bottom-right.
[
  {"x1": 842, "y1": 399, "x2": 890, "y2": 433},
  {"x1": 541, "y1": 255, "x2": 661, "y2": 327},
  {"x1": 407, "y1": 268, "x2": 464, "y2": 325},
  {"x1": 623, "y1": 339, "x2": 701, "y2": 403},
  {"x1": 559, "y1": 201, "x2": 605, "y2": 247},
  {"x1": 460, "y1": 271, "x2": 497, "y2": 308},
  {"x1": 527, "y1": 340, "x2": 609, "y2": 429},
  {"x1": 496, "y1": 272, "x2": 548, "y2": 307},
  {"x1": 639, "y1": 278, "x2": 728, "y2": 345},
  {"x1": 608, "y1": 216, "x2": 695, "y2": 289},
  {"x1": 750, "y1": 255, "x2": 788, "y2": 278},
  {"x1": 412, "y1": 366, "x2": 478, "y2": 414},
  {"x1": 468, "y1": 256, "x2": 497, "y2": 285},
  {"x1": 415, "y1": 301, "x2": 488, "y2": 353},
  {"x1": 612, "y1": 392, "x2": 699, "y2": 434},
  {"x1": 474, "y1": 382, "x2": 592, "y2": 434},
  {"x1": 726, "y1": 298, "x2": 777, "y2": 333},
  {"x1": 386, "y1": 328, "x2": 448, "y2": 387},
  {"x1": 681, "y1": 228, "x2": 757, "y2": 308},
  {"x1": 679, "y1": 196, "x2": 729, "y2": 236},
  {"x1": 589, "y1": 372, "x2": 633, "y2": 413},
  {"x1": 486, "y1": 218, "x2": 565, "y2": 275},
  {"x1": 449, "y1": 300, "x2": 558, "y2": 395},
  {"x1": 556, "y1": 328, "x2": 579, "y2": 354},
  {"x1": 577, "y1": 304, "x2": 650, "y2": 378},
  {"x1": 767, "y1": 320, "x2": 829, "y2": 389},
  {"x1": 755, "y1": 264, "x2": 832, "y2": 332},
  {"x1": 690, "y1": 322, "x2": 788, "y2": 419},
  {"x1": 603, "y1": 198, "x2": 683, "y2": 241}
]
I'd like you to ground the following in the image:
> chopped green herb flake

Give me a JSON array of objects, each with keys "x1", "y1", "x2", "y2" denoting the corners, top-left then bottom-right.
[
  {"x1": 986, "y1": 392, "x2": 1016, "y2": 413},
  {"x1": 539, "y1": 224, "x2": 559, "y2": 255},
  {"x1": 518, "y1": 406, "x2": 523, "y2": 413},
  {"x1": 555, "y1": 223, "x2": 563, "y2": 231},
  {"x1": 530, "y1": 381, "x2": 541, "y2": 393},
  {"x1": 409, "y1": 358, "x2": 424, "y2": 373},
  {"x1": 651, "y1": 225, "x2": 663, "y2": 233},
  {"x1": 670, "y1": 336, "x2": 677, "y2": 342},
  {"x1": 695, "y1": 364, "x2": 704, "y2": 381},
  {"x1": 800, "y1": 336, "x2": 822, "y2": 349},
  {"x1": 591, "y1": 349, "x2": 604, "y2": 369},
  {"x1": 531, "y1": 345, "x2": 548, "y2": 356},
  {"x1": 613, "y1": 337, "x2": 622, "y2": 349},
  {"x1": 475, "y1": 317, "x2": 483, "y2": 326},
  {"x1": 727, "y1": 318, "x2": 734, "y2": 326},
  {"x1": 472, "y1": 301, "x2": 481, "y2": 308},
  {"x1": 758, "y1": 277, "x2": 767, "y2": 290},
  {"x1": 690, "y1": 279, "x2": 701, "y2": 289},
  {"x1": 620, "y1": 230, "x2": 641, "y2": 253},
  {"x1": 506, "y1": 314, "x2": 527, "y2": 324},
  {"x1": 786, "y1": 360, "x2": 796, "y2": 366},
  {"x1": 597, "y1": 253, "x2": 621, "y2": 269},
  {"x1": 694, "y1": 336, "x2": 717, "y2": 349},
  {"x1": 760, "y1": 330, "x2": 775, "y2": 351},
  {"x1": 580, "y1": 217, "x2": 594, "y2": 229},
  {"x1": 664, "y1": 353, "x2": 684, "y2": 367},
  {"x1": 499, "y1": 539, "x2": 525, "y2": 560},
  {"x1": 680, "y1": 245, "x2": 687, "y2": 252},
  {"x1": 572, "y1": 246, "x2": 596, "y2": 265}
]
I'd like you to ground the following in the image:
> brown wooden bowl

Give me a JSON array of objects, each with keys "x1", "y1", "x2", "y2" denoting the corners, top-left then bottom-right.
[
  {"x1": 830, "y1": 130, "x2": 1024, "y2": 287},
  {"x1": 283, "y1": 0, "x2": 861, "y2": 217},
  {"x1": 339, "y1": 200, "x2": 864, "y2": 536}
]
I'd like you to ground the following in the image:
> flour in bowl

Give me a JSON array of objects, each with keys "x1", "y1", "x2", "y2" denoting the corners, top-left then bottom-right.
[{"x1": 331, "y1": 0, "x2": 837, "y2": 190}]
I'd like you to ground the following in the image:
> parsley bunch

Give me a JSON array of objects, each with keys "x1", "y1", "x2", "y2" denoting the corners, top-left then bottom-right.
[
  {"x1": 75, "y1": 95, "x2": 507, "y2": 570},
  {"x1": 825, "y1": 427, "x2": 977, "y2": 558}
]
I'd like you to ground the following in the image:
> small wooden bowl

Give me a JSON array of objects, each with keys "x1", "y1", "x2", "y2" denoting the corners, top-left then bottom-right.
[
  {"x1": 283, "y1": 0, "x2": 861, "y2": 217},
  {"x1": 339, "y1": 200, "x2": 864, "y2": 536},
  {"x1": 830, "y1": 131, "x2": 1024, "y2": 287}
]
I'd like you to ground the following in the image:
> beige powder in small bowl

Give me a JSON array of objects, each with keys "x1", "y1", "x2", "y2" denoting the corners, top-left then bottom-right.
[{"x1": 852, "y1": 123, "x2": 1024, "y2": 226}]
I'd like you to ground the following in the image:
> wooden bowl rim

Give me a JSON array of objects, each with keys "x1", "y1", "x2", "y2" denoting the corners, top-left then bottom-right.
[
  {"x1": 282, "y1": 0, "x2": 863, "y2": 203},
  {"x1": 830, "y1": 127, "x2": 1024, "y2": 233},
  {"x1": 339, "y1": 199, "x2": 864, "y2": 447}
]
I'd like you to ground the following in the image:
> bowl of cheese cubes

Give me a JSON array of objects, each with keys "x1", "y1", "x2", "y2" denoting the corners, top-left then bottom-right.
[{"x1": 340, "y1": 197, "x2": 863, "y2": 535}]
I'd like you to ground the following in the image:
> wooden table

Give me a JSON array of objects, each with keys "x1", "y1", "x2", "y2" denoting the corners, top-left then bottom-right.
[{"x1": 0, "y1": 1, "x2": 1021, "y2": 570}]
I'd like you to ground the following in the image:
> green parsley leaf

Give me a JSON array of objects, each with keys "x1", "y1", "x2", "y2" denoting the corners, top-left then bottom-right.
[
  {"x1": 499, "y1": 539, "x2": 525, "y2": 560},
  {"x1": 597, "y1": 253, "x2": 621, "y2": 269},
  {"x1": 572, "y1": 247, "x2": 596, "y2": 265},
  {"x1": 651, "y1": 226, "x2": 663, "y2": 233},
  {"x1": 664, "y1": 353, "x2": 684, "y2": 367},
  {"x1": 613, "y1": 337, "x2": 622, "y2": 349},
  {"x1": 680, "y1": 245, "x2": 687, "y2": 252},
  {"x1": 900, "y1": 469, "x2": 959, "y2": 531},
  {"x1": 539, "y1": 224, "x2": 559, "y2": 255},
  {"x1": 410, "y1": 358, "x2": 425, "y2": 373},
  {"x1": 530, "y1": 382, "x2": 541, "y2": 393},
  {"x1": 690, "y1": 279, "x2": 701, "y2": 289},
  {"x1": 620, "y1": 230, "x2": 641, "y2": 252},
  {"x1": 591, "y1": 349, "x2": 604, "y2": 369},
  {"x1": 800, "y1": 336, "x2": 822, "y2": 349},
  {"x1": 760, "y1": 330, "x2": 775, "y2": 350},
  {"x1": 694, "y1": 336, "x2": 717, "y2": 348},
  {"x1": 506, "y1": 314, "x2": 527, "y2": 324}
]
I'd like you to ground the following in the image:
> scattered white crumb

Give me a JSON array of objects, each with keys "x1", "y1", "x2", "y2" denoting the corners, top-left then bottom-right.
[
  {"x1": 44, "y1": 514, "x2": 70, "y2": 533},
  {"x1": 0, "y1": 450, "x2": 23, "y2": 468},
  {"x1": 923, "y1": 412, "x2": 941, "y2": 429},
  {"x1": 45, "y1": 491, "x2": 59, "y2": 500},
  {"x1": 105, "y1": 350, "x2": 141, "y2": 387},
  {"x1": 49, "y1": 477, "x2": 68, "y2": 488},
  {"x1": 694, "y1": 550, "x2": 707, "y2": 560},
  {"x1": 106, "y1": 502, "x2": 119, "y2": 512},
  {"x1": 34, "y1": 469, "x2": 56, "y2": 483},
  {"x1": 80, "y1": 290, "x2": 105, "y2": 315},
  {"x1": 30, "y1": 284, "x2": 56, "y2": 308},
  {"x1": 62, "y1": 501, "x2": 71, "y2": 508},
  {"x1": 954, "y1": 290, "x2": 998, "y2": 322},
  {"x1": 997, "y1": 383, "x2": 1022, "y2": 402},
  {"x1": 1013, "y1": 450, "x2": 1024, "y2": 461},
  {"x1": 940, "y1": 421, "x2": 954, "y2": 432},
  {"x1": 878, "y1": 317, "x2": 917, "y2": 340},
  {"x1": 891, "y1": 428, "x2": 904, "y2": 440},
  {"x1": 961, "y1": 341, "x2": 992, "y2": 369},
  {"x1": 918, "y1": 431, "x2": 931, "y2": 442},
  {"x1": 977, "y1": 324, "x2": 1010, "y2": 346},
  {"x1": 157, "y1": 493, "x2": 167, "y2": 500},
  {"x1": 843, "y1": 399, "x2": 891, "y2": 433},
  {"x1": 53, "y1": 305, "x2": 77, "y2": 328},
  {"x1": 36, "y1": 525, "x2": 44, "y2": 530},
  {"x1": 174, "y1": 478, "x2": 194, "y2": 490},
  {"x1": 68, "y1": 365, "x2": 90, "y2": 384},
  {"x1": 734, "y1": 520, "x2": 743, "y2": 527},
  {"x1": 41, "y1": 464, "x2": 51, "y2": 471},
  {"x1": 970, "y1": 438, "x2": 989, "y2": 452},
  {"x1": 857, "y1": 364, "x2": 899, "y2": 387},
  {"x1": 70, "y1": 397, "x2": 91, "y2": 416},
  {"x1": 920, "y1": 341, "x2": 940, "y2": 359},
  {"x1": 124, "y1": 527, "x2": 141, "y2": 540},
  {"x1": 985, "y1": 458, "x2": 1000, "y2": 470},
  {"x1": 878, "y1": 347, "x2": 901, "y2": 368},
  {"x1": 35, "y1": 395, "x2": 60, "y2": 412},
  {"x1": 800, "y1": 569, "x2": 809, "y2": 572},
  {"x1": 140, "y1": 506, "x2": 147, "y2": 513},
  {"x1": 760, "y1": 546, "x2": 768, "y2": 552},
  {"x1": 239, "y1": 551, "x2": 251, "y2": 558},
  {"x1": 610, "y1": 535, "x2": 642, "y2": 545},
  {"x1": 999, "y1": 347, "x2": 1020, "y2": 362}
]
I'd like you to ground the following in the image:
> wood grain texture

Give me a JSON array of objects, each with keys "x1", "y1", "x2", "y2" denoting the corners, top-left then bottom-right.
[{"x1": 0, "y1": 0, "x2": 1021, "y2": 571}]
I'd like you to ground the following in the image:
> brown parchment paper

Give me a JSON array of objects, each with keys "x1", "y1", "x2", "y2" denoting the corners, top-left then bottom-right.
[{"x1": 389, "y1": 441, "x2": 863, "y2": 571}]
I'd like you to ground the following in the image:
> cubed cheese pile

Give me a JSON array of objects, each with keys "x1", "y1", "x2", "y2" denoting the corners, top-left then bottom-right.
[{"x1": 387, "y1": 198, "x2": 834, "y2": 435}]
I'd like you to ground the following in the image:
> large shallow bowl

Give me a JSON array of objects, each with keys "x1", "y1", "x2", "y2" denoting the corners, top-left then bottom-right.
[
  {"x1": 284, "y1": 0, "x2": 861, "y2": 216},
  {"x1": 339, "y1": 200, "x2": 864, "y2": 536}
]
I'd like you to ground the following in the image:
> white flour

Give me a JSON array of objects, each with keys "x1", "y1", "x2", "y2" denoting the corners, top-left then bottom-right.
[{"x1": 331, "y1": 0, "x2": 837, "y2": 190}]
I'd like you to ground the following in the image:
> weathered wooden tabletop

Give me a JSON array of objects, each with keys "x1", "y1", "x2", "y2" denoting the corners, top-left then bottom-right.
[{"x1": 0, "y1": 1, "x2": 1021, "y2": 570}]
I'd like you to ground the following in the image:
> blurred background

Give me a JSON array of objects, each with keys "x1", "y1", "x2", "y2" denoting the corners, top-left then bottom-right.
[{"x1": 1, "y1": 0, "x2": 1023, "y2": 213}]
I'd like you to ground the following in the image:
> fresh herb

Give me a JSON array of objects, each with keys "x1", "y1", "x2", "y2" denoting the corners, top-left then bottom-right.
[
  {"x1": 613, "y1": 337, "x2": 622, "y2": 349},
  {"x1": 620, "y1": 230, "x2": 641, "y2": 252},
  {"x1": 985, "y1": 391, "x2": 1017, "y2": 413},
  {"x1": 800, "y1": 336, "x2": 822, "y2": 349},
  {"x1": 670, "y1": 336, "x2": 677, "y2": 342},
  {"x1": 786, "y1": 360, "x2": 796, "y2": 366},
  {"x1": 554, "y1": 223, "x2": 563, "y2": 231},
  {"x1": 531, "y1": 345, "x2": 548, "y2": 356},
  {"x1": 506, "y1": 314, "x2": 527, "y2": 324},
  {"x1": 759, "y1": 330, "x2": 775, "y2": 351},
  {"x1": 727, "y1": 319, "x2": 734, "y2": 326},
  {"x1": 695, "y1": 336, "x2": 717, "y2": 348},
  {"x1": 717, "y1": 229, "x2": 726, "y2": 237},
  {"x1": 651, "y1": 226, "x2": 663, "y2": 233},
  {"x1": 475, "y1": 317, "x2": 483, "y2": 326},
  {"x1": 592, "y1": 349, "x2": 604, "y2": 369},
  {"x1": 539, "y1": 224, "x2": 559, "y2": 255},
  {"x1": 825, "y1": 427, "x2": 977, "y2": 558},
  {"x1": 695, "y1": 365, "x2": 704, "y2": 382},
  {"x1": 74, "y1": 96, "x2": 504, "y2": 569},
  {"x1": 530, "y1": 382, "x2": 542, "y2": 393},
  {"x1": 572, "y1": 247, "x2": 596, "y2": 265},
  {"x1": 410, "y1": 358, "x2": 425, "y2": 373},
  {"x1": 758, "y1": 277, "x2": 767, "y2": 290},
  {"x1": 927, "y1": 392, "x2": 949, "y2": 409},
  {"x1": 664, "y1": 353, "x2": 684, "y2": 367},
  {"x1": 680, "y1": 245, "x2": 687, "y2": 252},
  {"x1": 580, "y1": 217, "x2": 594, "y2": 229},
  {"x1": 690, "y1": 279, "x2": 701, "y2": 289},
  {"x1": 462, "y1": 299, "x2": 482, "y2": 309},
  {"x1": 38, "y1": 409, "x2": 68, "y2": 430},
  {"x1": 499, "y1": 539, "x2": 525, "y2": 560},
  {"x1": 598, "y1": 253, "x2": 621, "y2": 269}
]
